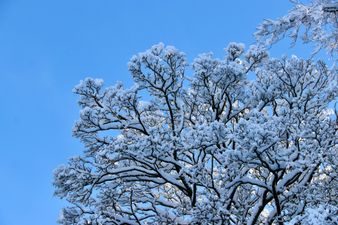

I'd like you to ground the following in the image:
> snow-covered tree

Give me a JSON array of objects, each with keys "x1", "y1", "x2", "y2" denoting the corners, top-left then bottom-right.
[
  {"x1": 54, "y1": 1, "x2": 337, "y2": 224},
  {"x1": 255, "y1": 0, "x2": 338, "y2": 56},
  {"x1": 54, "y1": 42, "x2": 337, "y2": 224}
]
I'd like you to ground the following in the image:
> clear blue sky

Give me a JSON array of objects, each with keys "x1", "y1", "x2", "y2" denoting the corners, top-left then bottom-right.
[{"x1": 0, "y1": 1, "x2": 298, "y2": 224}]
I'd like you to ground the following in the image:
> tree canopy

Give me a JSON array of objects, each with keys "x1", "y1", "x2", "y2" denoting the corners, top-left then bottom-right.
[{"x1": 54, "y1": 1, "x2": 337, "y2": 224}]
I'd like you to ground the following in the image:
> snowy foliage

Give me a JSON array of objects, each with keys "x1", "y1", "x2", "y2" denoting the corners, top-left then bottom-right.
[
  {"x1": 286, "y1": 204, "x2": 338, "y2": 225},
  {"x1": 54, "y1": 1, "x2": 337, "y2": 224},
  {"x1": 255, "y1": 0, "x2": 338, "y2": 56},
  {"x1": 54, "y1": 42, "x2": 337, "y2": 224}
]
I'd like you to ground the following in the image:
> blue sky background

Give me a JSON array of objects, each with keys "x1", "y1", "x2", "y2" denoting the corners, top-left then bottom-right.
[{"x1": 0, "y1": 0, "x2": 314, "y2": 224}]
